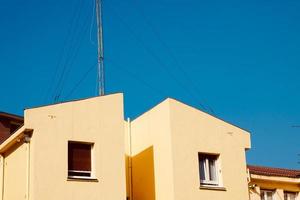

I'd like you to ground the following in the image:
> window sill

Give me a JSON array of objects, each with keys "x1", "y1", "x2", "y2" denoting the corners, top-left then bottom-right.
[
  {"x1": 67, "y1": 176, "x2": 99, "y2": 182},
  {"x1": 199, "y1": 185, "x2": 226, "y2": 191}
]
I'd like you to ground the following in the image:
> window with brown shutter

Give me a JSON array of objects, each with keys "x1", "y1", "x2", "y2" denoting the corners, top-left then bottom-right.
[{"x1": 68, "y1": 141, "x2": 93, "y2": 178}]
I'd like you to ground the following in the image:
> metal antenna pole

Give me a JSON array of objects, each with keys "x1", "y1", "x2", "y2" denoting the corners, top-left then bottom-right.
[{"x1": 96, "y1": 0, "x2": 105, "y2": 96}]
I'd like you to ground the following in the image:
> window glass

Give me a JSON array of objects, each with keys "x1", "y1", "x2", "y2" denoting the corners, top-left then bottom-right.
[
  {"x1": 199, "y1": 158, "x2": 206, "y2": 181},
  {"x1": 198, "y1": 153, "x2": 219, "y2": 186},
  {"x1": 284, "y1": 192, "x2": 297, "y2": 200},
  {"x1": 266, "y1": 192, "x2": 273, "y2": 200},
  {"x1": 260, "y1": 192, "x2": 264, "y2": 200},
  {"x1": 261, "y1": 190, "x2": 274, "y2": 200},
  {"x1": 209, "y1": 159, "x2": 216, "y2": 181}
]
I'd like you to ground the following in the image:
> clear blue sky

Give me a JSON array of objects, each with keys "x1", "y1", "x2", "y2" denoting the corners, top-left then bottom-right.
[{"x1": 0, "y1": 0, "x2": 299, "y2": 169}]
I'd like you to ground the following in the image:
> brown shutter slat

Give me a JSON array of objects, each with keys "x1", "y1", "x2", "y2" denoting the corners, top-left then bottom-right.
[{"x1": 68, "y1": 142, "x2": 91, "y2": 171}]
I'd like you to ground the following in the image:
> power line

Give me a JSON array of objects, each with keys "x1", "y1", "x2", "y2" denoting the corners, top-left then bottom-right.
[
  {"x1": 52, "y1": 4, "x2": 87, "y2": 102},
  {"x1": 65, "y1": 63, "x2": 97, "y2": 99},
  {"x1": 106, "y1": 58, "x2": 168, "y2": 97},
  {"x1": 89, "y1": 0, "x2": 96, "y2": 46},
  {"x1": 52, "y1": 2, "x2": 93, "y2": 102},
  {"x1": 50, "y1": 0, "x2": 86, "y2": 102},
  {"x1": 54, "y1": 11, "x2": 93, "y2": 102},
  {"x1": 127, "y1": 0, "x2": 215, "y2": 114},
  {"x1": 107, "y1": 4, "x2": 208, "y2": 112},
  {"x1": 43, "y1": 0, "x2": 84, "y2": 103},
  {"x1": 291, "y1": 125, "x2": 300, "y2": 128}
]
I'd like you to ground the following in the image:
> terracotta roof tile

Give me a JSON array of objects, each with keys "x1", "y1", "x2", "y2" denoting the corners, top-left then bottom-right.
[
  {"x1": 0, "y1": 112, "x2": 23, "y2": 121},
  {"x1": 248, "y1": 165, "x2": 300, "y2": 178}
]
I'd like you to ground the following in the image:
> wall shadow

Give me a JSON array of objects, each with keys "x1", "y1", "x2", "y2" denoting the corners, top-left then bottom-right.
[{"x1": 126, "y1": 146, "x2": 156, "y2": 200}]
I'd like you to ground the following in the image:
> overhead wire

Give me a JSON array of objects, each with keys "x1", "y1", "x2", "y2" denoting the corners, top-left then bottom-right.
[
  {"x1": 107, "y1": 4, "x2": 208, "y2": 112},
  {"x1": 89, "y1": 0, "x2": 97, "y2": 46},
  {"x1": 106, "y1": 58, "x2": 168, "y2": 97},
  {"x1": 54, "y1": 10, "x2": 93, "y2": 102},
  {"x1": 43, "y1": 0, "x2": 84, "y2": 103},
  {"x1": 52, "y1": 1, "x2": 87, "y2": 102},
  {"x1": 65, "y1": 62, "x2": 97, "y2": 99},
  {"x1": 50, "y1": 0, "x2": 86, "y2": 102},
  {"x1": 46, "y1": 0, "x2": 215, "y2": 112},
  {"x1": 128, "y1": 0, "x2": 215, "y2": 114},
  {"x1": 52, "y1": 1, "x2": 93, "y2": 102}
]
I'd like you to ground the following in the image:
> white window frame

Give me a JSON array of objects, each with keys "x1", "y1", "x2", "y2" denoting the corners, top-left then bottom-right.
[
  {"x1": 260, "y1": 189, "x2": 274, "y2": 200},
  {"x1": 284, "y1": 191, "x2": 298, "y2": 200},
  {"x1": 67, "y1": 141, "x2": 95, "y2": 179},
  {"x1": 199, "y1": 153, "x2": 219, "y2": 186},
  {"x1": 68, "y1": 170, "x2": 92, "y2": 179}
]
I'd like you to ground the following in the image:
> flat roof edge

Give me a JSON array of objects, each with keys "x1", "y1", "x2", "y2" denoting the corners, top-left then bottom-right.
[{"x1": 25, "y1": 92, "x2": 123, "y2": 110}]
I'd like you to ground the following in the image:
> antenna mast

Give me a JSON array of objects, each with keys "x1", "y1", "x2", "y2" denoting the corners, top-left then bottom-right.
[{"x1": 95, "y1": 0, "x2": 105, "y2": 96}]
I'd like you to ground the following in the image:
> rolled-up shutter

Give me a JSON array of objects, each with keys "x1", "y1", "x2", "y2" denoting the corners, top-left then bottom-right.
[{"x1": 68, "y1": 142, "x2": 92, "y2": 172}]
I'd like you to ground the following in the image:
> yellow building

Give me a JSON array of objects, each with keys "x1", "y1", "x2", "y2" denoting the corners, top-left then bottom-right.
[
  {"x1": 0, "y1": 94, "x2": 126, "y2": 200},
  {"x1": 0, "y1": 94, "x2": 260, "y2": 200},
  {"x1": 248, "y1": 165, "x2": 300, "y2": 200},
  {"x1": 126, "y1": 98, "x2": 251, "y2": 200}
]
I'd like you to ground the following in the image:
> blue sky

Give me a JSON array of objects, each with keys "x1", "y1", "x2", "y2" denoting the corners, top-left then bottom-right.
[{"x1": 0, "y1": 0, "x2": 300, "y2": 168}]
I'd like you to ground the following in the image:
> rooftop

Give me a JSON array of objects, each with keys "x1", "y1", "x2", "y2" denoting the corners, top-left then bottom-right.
[
  {"x1": 0, "y1": 111, "x2": 23, "y2": 121},
  {"x1": 248, "y1": 165, "x2": 300, "y2": 178}
]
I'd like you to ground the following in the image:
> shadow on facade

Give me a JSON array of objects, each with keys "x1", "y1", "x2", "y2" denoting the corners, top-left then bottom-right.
[{"x1": 126, "y1": 146, "x2": 156, "y2": 200}]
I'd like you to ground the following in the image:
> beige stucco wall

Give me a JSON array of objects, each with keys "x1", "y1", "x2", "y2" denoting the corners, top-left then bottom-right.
[
  {"x1": 168, "y1": 99, "x2": 251, "y2": 200},
  {"x1": 249, "y1": 175, "x2": 300, "y2": 200},
  {"x1": 130, "y1": 100, "x2": 175, "y2": 200},
  {"x1": 24, "y1": 94, "x2": 126, "y2": 200},
  {"x1": 129, "y1": 98, "x2": 251, "y2": 200},
  {"x1": 2, "y1": 141, "x2": 28, "y2": 200}
]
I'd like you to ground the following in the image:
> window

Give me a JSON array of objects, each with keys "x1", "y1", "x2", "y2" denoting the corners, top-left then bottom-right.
[
  {"x1": 284, "y1": 192, "x2": 297, "y2": 200},
  {"x1": 198, "y1": 153, "x2": 219, "y2": 186},
  {"x1": 68, "y1": 141, "x2": 93, "y2": 178},
  {"x1": 260, "y1": 190, "x2": 274, "y2": 200}
]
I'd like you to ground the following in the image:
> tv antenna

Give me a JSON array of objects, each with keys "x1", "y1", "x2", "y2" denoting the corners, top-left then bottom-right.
[{"x1": 95, "y1": 0, "x2": 105, "y2": 96}]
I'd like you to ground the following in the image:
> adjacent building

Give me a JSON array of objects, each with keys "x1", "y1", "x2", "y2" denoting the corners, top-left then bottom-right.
[
  {"x1": 0, "y1": 111, "x2": 23, "y2": 144},
  {"x1": 248, "y1": 165, "x2": 300, "y2": 200}
]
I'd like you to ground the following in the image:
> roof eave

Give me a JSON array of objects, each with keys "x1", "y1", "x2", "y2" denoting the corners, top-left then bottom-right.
[
  {"x1": 0, "y1": 126, "x2": 33, "y2": 154},
  {"x1": 0, "y1": 112, "x2": 24, "y2": 121},
  {"x1": 250, "y1": 173, "x2": 300, "y2": 184}
]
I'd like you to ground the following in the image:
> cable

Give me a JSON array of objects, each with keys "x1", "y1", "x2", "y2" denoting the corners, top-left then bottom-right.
[
  {"x1": 54, "y1": 11, "x2": 93, "y2": 102},
  {"x1": 107, "y1": 4, "x2": 208, "y2": 111},
  {"x1": 51, "y1": 0, "x2": 86, "y2": 102},
  {"x1": 106, "y1": 58, "x2": 168, "y2": 97},
  {"x1": 128, "y1": 0, "x2": 215, "y2": 114},
  {"x1": 43, "y1": 0, "x2": 84, "y2": 103},
  {"x1": 65, "y1": 63, "x2": 97, "y2": 99},
  {"x1": 53, "y1": 1, "x2": 93, "y2": 102},
  {"x1": 89, "y1": 0, "x2": 96, "y2": 46},
  {"x1": 52, "y1": 0, "x2": 87, "y2": 102}
]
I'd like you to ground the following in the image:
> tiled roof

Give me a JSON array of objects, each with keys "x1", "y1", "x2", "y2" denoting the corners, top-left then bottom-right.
[
  {"x1": 248, "y1": 165, "x2": 300, "y2": 178},
  {"x1": 0, "y1": 111, "x2": 23, "y2": 121}
]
